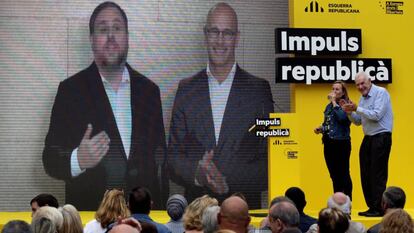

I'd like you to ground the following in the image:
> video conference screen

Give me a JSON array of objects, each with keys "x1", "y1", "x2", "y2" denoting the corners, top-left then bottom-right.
[{"x1": 0, "y1": 0, "x2": 290, "y2": 210}]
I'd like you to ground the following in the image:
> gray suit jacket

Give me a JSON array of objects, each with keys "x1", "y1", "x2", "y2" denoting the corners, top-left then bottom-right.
[{"x1": 167, "y1": 65, "x2": 274, "y2": 208}]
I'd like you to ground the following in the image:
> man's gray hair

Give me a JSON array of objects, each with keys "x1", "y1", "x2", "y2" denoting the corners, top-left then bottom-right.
[
  {"x1": 270, "y1": 202, "x2": 300, "y2": 227},
  {"x1": 202, "y1": 205, "x2": 220, "y2": 233},
  {"x1": 355, "y1": 71, "x2": 372, "y2": 82},
  {"x1": 327, "y1": 195, "x2": 351, "y2": 215}
]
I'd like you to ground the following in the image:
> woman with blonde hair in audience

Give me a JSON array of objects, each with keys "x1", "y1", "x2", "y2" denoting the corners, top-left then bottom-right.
[
  {"x1": 32, "y1": 206, "x2": 63, "y2": 233},
  {"x1": 32, "y1": 218, "x2": 56, "y2": 233},
  {"x1": 183, "y1": 195, "x2": 219, "y2": 233},
  {"x1": 59, "y1": 204, "x2": 83, "y2": 233},
  {"x1": 379, "y1": 209, "x2": 414, "y2": 233},
  {"x1": 84, "y1": 189, "x2": 131, "y2": 233}
]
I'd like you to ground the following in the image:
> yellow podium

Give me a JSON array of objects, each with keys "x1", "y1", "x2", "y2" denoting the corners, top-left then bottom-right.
[{"x1": 268, "y1": 113, "x2": 301, "y2": 202}]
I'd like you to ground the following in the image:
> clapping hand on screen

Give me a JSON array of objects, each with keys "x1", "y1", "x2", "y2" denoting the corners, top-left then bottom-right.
[
  {"x1": 78, "y1": 124, "x2": 110, "y2": 170},
  {"x1": 195, "y1": 150, "x2": 229, "y2": 195}
]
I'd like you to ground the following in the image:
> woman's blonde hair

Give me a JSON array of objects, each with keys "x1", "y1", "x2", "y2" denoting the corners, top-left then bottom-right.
[
  {"x1": 32, "y1": 206, "x2": 63, "y2": 232},
  {"x1": 379, "y1": 209, "x2": 414, "y2": 233},
  {"x1": 183, "y1": 195, "x2": 218, "y2": 231},
  {"x1": 95, "y1": 189, "x2": 130, "y2": 228},
  {"x1": 59, "y1": 204, "x2": 83, "y2": 233}
]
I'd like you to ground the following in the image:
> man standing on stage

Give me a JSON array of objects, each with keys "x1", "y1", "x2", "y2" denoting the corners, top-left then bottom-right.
[{"x1": 342, "y1": 71, "x2": 393, "y2": 217}]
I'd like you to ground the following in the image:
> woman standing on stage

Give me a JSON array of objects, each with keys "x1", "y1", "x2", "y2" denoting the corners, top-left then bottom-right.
[{"x1": 315, "y1": 81, "x2": 353, "y2": 199}]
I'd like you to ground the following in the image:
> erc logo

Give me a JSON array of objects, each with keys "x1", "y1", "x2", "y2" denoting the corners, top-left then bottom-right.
[{"x1": 305, "y1": 1, "x2": 325, "y2": 12}]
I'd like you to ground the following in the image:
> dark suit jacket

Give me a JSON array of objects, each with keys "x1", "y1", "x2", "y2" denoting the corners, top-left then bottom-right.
[
  {"x1": 367, "y1": 223, "x2": 380, "y2": 233},
  {"x1": 168, "y1": 65, "x2": 274, "y2": 208},
  {"x1": 43, "y1": 62, "x2": 166, "y2": 210}
]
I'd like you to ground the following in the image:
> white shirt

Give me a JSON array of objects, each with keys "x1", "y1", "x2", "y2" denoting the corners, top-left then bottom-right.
[
  {"x1": 70, "y1": 67, "x2": 132, "y2": 177},
  {"x1": 207, "y1": 63, "x2": 237, "y2": 144},
  {"x1": 84, "y1": 219, "x2": 106, "y2": 233}
]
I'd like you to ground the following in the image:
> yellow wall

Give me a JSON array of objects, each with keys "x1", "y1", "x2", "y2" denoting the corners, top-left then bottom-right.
[{"x1": 271, "y1": 0, "x2": 413, "y2": 212}]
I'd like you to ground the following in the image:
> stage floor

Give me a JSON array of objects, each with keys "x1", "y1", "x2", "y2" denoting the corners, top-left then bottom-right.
[{"x1": 0, "y1": 209, "x2": 399, "y2": 231}]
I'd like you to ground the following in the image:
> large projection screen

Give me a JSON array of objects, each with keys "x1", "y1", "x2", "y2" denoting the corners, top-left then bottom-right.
[{"x1": 0, "y1": 0, "x2": 289, "y2": 210}]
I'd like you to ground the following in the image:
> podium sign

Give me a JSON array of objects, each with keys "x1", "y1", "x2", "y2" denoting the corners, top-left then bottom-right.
[{"x1": 268, "y1": 113, "x2": 301, "y2": 201}]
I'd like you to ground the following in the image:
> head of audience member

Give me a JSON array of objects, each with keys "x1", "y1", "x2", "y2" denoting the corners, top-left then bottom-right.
[
  {"x1": 354, "y1": 72, "x2": 372, "y2": 97},
  {"x1": 89, "y1": 1, "x2": 129, "y2": 72},
  {"x1": 327, "y1": 192, "x2": 352, "y2": 219},
  {"x1": 269, "y1": 196, "x2": 294, "y2": 208},
  {"x1": 108, "y1": 217, "x2": 142, "y2": 233},
  {"x1": 215, "y1": 230, "x2": 236, "y2": 233},
  {"x1": 285, "y1": 187, "x2": 307, "y2": 214},
  {"x1": 31, "y1": 218, "x2": 56, "y2": 233},
  {"x1": 166, "y1": 194, "x2": 188, "y2": 221},
  {"x1": 218, "y1": 196, "x2": 250, "y2": 233},
  {"x1": 129, "y1": 186, "x2": 153, "y2": 215},
  {"x1": 109, "y1": 224, "x2": 140, "y2": 233},
  {"x1": 204, "y1": 3, "x2": 239, "y2": 74},
  {"x1": 202, "y1": 205, "x2": 220, "y2": 233},
  {"x1": 260, "y1": 196, "x2": 294, "y2": 229},
  {"x1": 32, "y1": 206, "x2": 63, "y2": 233},
  {"x1": 268, "y1": 201, "x2": 299, "y2": 233},
  {"x1": 183, "y1": 195, "x2": 218, "y2": 232},
  {"x1": 30, "y1": 194, "x2": 59, "y2": 217},
  {"x1": 280, "y1": 228, "x2": 302, "y2": 233},
  {"x1": 317, "y1": 208, "x2": 349, "y2": 233},
  {"x1": 379, "y1": 209, "x2": 414, "y2": 233},
  {"x1": 2, "y1": 220, "x2": 32, "y2": 233},
  {"x1": 139, "y1": 221, "x2": 158, "y2": 233},
  {"x1": 58, "y1": 204, "x2": 83, "y2": 233},
  {"x1": 96, "y1": 189, "x2": 130, "y2": 228},
  {"x1": 381, "y1": 186, "x2": 406, "y2": 214}
]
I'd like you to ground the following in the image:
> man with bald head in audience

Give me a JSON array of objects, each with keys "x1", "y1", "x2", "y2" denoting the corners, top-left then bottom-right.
[
  {"x1": 109, "y1": 218, "x2": 142, "y2": 233},
  {"x1": 268, "y1": 201, "x2": 300, "y2": 233},
  {"x1": 218, "y1": 196, "x2": 251, "y2": 233},
  {"x1": 168, "y1": 2, "x2": 274, "y2": 208}
]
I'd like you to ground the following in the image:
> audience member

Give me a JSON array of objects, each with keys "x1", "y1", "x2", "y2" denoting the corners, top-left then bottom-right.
[
  {"x1": 84, "y1": 189, "x2": 131, "y2": 233},
  {"x1": 165, "y1": 194, "x2": 188, "y2": 233},
  {"x1": 31, "y1": 218, "x2": 56, "y2": 233},
  {"x1": 379, "y1": 209, "x2": 413, "y2": 233},
  {"x1": 107, "y1": 217, "x2": 143, "y2": 233},
  {"x1": 109, "y1": 224, "x2": 140, "y2": 233},
  {"x1": 30, "y1": 194, "x2": 59, "y2": 217},
  {"x1": 183, "y1": 195, "x2": 218, "y2": 233},
  {"x1": 129, "y1": 187, "x2": 171, "y2": 233},
  {"x1": 140, "y1": 221, "x2": 159, "y2": 233},
  {"x1": 316, "y1": 208, "x2": 349, "y2": 233},
  {"x1": 59, "y1": 204, "x2": 83, "y2": 233},
  {"x1": 307, "y1": 192, "x2": 364, "y2": 233},
  {"x1": 215, "y1": 230, "x2": 237, "y2": 233},
  {"x1": 280, "y1": 228, "x2": 301, "y2": 233},
  {"x1": 2, "y1": 220, "x2": 32, "y2": 233},
  {"x1": 285, "y1": 187, "x2": 316, "y2": 232},
  {"x1": 268, "y1": 201, "x2": 300, "y2": 233},
  {"x1": 32, "y1": 206, "x2": 63, "y2": 233},
  {"x1": 260, "y1": 196, "x2": 294, "y2": 230},
  {"x1": 367, "y1": 186, "x2": 406, "y2": 233},
  {"x1": 218, "y1": 196, "x2": 251, "y2": 233},
  {"x1": 202, "y1": 206, "x2": 221, "y2": 233}
]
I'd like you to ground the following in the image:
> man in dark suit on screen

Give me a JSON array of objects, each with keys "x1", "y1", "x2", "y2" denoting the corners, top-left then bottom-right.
[
  {"x1": 168, "y1": 2, "x2": 274, "y2": 208},
  {"x1": 42, "y1": 1, "x2": 166, "y2": 210}
]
